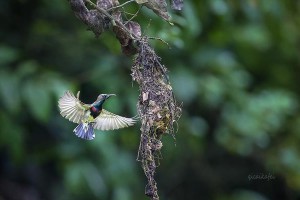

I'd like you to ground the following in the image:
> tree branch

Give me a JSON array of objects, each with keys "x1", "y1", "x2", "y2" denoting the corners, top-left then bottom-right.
[{"x1": 84, "y1": 0, "x2": 140, "y2": 39}]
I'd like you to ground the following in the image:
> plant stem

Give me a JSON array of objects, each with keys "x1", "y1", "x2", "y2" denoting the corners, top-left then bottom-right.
[{"x1": 107, "y1": 0, "x2": 135, "y2": 11}]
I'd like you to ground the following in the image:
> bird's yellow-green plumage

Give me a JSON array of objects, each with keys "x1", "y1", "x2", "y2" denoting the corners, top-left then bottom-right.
[{"x1": 58, "y1": 90, "x2": 136, "y2": 140}]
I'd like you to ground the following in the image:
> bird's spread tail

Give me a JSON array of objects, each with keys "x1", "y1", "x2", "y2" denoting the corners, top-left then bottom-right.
[{"x1": 73, "y1": 123, "x2": 95, "y2": 140}]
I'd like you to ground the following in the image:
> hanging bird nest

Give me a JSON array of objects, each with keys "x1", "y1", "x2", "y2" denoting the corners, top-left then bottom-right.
[
  {"x1": 131, "y1": 38, "x2": 182, "y2": 199},
  {"x1": 68, "y1": 0, "x2": 183, "y2": 199}
]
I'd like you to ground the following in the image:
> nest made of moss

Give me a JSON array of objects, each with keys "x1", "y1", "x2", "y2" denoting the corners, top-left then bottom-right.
[{"x1": 131, "y1": 38, "x2": 181, "y2": 200}]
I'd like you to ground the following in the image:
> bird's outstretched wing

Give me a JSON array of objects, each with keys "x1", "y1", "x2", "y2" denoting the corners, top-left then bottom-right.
[
  {"x1": 94, "y1": 109, "x2": 136, "y2": 131},
  {"x1": 58, "y1": 91, "x2": 89, "y2": 124}
]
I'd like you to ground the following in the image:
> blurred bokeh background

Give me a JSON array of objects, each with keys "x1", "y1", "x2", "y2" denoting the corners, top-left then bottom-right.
[{"x1": 1, "y1": 0, "x2": 300, "y2": 199}]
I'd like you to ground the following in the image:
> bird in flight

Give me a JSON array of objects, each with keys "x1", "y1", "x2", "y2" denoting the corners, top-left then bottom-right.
[{"x1": 58, "y1": 91, "x2": 136, "y2": 140}]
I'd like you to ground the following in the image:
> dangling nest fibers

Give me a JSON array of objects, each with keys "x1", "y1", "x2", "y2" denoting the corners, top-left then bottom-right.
[{"x1": 131, "y1": 38, "x2": 182, "y2": 200}]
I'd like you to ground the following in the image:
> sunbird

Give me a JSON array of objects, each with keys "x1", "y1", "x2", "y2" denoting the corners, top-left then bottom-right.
[{"x1": 58, "y1": 91, "x2": 136, "y2": 140}]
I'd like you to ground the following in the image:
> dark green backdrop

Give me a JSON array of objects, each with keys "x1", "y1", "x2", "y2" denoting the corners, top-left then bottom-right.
[{"x1": 1, "y1": 0, "x2": 300, "y2": 199}]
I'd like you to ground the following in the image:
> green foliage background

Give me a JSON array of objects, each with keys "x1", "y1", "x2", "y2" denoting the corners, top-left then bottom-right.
[{"x1": 1, "y1": 0, "x2": 300, "y2": 199}]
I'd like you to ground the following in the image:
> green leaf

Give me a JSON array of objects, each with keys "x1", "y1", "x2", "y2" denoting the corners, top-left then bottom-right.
[
  {"x1": 0, "y1": 70, "x2": 21, "y2": 113},
  {"x1": 22, "y1": 80, "x2": 52, "y2": 122},
  {"x1": 0, "y1": 45, "x2": 19, "y2": 66}
]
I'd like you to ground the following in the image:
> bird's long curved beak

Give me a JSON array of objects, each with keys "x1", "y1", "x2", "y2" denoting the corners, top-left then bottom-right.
[{"x1": 106, "y1": 94, "x2": 116, "y2": 99}]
